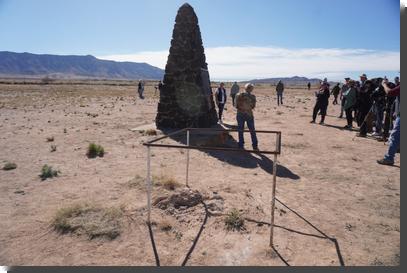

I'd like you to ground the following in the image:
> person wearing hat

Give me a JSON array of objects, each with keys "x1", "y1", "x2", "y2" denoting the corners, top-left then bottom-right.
[
  {"x1": 343, "y1": 80, "x2": 357, "y2": 129},
  {"x1": 310, "y1": 80, "x2": 330, "y2": 125},
  {"x1": 339, "y1": 78, "x2": 350, "y2": 118},
  {"x1": 235, "y1": 83, "x2": 258, "y2": 150},
  {"x1": 360, "y1": 74, "x2": 368, "y2": 88}
]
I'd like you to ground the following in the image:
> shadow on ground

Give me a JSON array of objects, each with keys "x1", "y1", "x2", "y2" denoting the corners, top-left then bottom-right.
[{"x1": 161, "y1": 126, "x2": 300, "y2": 180}]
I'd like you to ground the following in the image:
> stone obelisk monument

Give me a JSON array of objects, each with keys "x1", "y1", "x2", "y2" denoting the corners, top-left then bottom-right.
[{"x1": 156, "y1": 3, "x2": 218, "y2": 129}]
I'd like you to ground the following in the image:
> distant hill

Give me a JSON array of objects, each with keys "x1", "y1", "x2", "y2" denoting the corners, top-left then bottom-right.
[
  {"x1": 0, "y1": 51, "x2": 164, "y2": 80},
  {"x1": 250, "y1": 76, "x2": 322, "y2": 86}
]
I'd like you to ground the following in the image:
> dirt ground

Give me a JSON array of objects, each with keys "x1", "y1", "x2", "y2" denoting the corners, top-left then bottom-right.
[{"x1": 0, "y1": 80, "x2": 400, "y2": 266}]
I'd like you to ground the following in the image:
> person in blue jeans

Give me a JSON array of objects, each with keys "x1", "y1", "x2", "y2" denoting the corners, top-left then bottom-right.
[
  {"x1": 235, "y1": 83, "x2": 258, "y2": 150},
  {"x1": 377, "y1": 82, "x2": 400, "y2": 166}
]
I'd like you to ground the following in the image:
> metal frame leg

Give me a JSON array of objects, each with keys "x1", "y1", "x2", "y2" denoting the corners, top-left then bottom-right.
[
  {"x1": 186, "y1": 130, "x2": 190, "y2": 187},
  {"x1": 146, "y1": 146, "x2": 152, "y2": 223},
  {"x1": 270, "y1": 154, "x2": 278, "y2": 247}
]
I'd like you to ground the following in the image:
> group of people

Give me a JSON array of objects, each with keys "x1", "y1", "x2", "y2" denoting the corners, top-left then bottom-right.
[
  {"x1": 145, "y1": 76, "x2": 400, "y2": 165},
  {"x1": 310, "y1": 74, "x2": 401, "y2": 166}
]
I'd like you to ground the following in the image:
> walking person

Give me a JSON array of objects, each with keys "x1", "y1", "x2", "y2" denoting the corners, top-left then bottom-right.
[
  {"x1": 377, "y1": 82, "x2": 400, "y2": 166},
  {"x1": 138, "y1": 80, "x2": 145, "y2": 99},
  {"x1": 276, "y1": 80, "x2": 284, "y2": 106},
  {"x1": 310, "y1": 80, "x2": 330, "y2": 125},
  {"x1": 343, "y1": 80, "x2": 357, "y2": 129},
  {"x1": 307, "y1": 82, "x2": 311, "y2": 90},
  {"x1": 339, "y1": 78, "x2": 350, "y2": 118},
  {"x1": 236, "y1": 83, "x2": 258, "y2": 150},
  {"x1": 331, "y1": 83, "x2": 341, "y2": 105},
  {"x1": 215, "y1": 82, "x2": 227, "y2": 123},
  {"x1": 230, "y1": 82, "x2": 240, "y2": 107}
]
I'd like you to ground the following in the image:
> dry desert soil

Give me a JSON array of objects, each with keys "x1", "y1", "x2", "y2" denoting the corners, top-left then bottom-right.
[{"x1": 0, "y1": 80, "x2": 400, "y2": 266}]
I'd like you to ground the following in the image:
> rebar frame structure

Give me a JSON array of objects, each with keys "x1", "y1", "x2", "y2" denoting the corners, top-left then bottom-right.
[{"x1": 143, "y1": 128, "x2": 282, "y2": 247}]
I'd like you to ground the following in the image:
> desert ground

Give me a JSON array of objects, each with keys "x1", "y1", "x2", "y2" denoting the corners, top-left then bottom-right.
[{"x1": 0, "y1": 79, "x2": 400, "y2": 266}]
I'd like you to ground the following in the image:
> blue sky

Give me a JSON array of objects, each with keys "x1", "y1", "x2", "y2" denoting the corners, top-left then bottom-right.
[{"x1": 0, "y1": 0, "x2": 402, "y2": 81}]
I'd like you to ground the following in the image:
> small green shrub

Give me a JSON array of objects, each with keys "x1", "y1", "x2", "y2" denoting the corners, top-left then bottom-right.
[
  {"x1": 87, "y1": 143, "x2": 105, "y2": 158},
  {"x1": 3, "y1": 162, "x2": 17, "y2": 171},
  {"x1": 224, "y1": 209, "x2": 245, "y2": 231},
  {"x1": 40, "y1": 164, "x2": 59, "y2": 181}
]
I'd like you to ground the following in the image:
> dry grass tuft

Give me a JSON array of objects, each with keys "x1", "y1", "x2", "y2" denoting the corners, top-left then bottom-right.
[
  {"x1": 3, "y1": 162, "x2": 17, "y2": 171},
  {"x1": 283, "y1": 142, "x2": 310, "y2": 149},
  {"x1": 224, "y1": 208, "x2": 245, "y2": 231},
  {"x1": 128, "y1": 175, "x2": 145, "y2": 189},
  {"x1": 159, "y1": 220, "x2": 173, "y2": 232},
  {"x1": 140, "y1": 129, "x2": 158, "y2": 136},
  {"x1": 153, "y1": 175, "x2": 181, "y2": 191},
  {"x1": 52, "y1": 203, "x2": 123, "y2": 240}
]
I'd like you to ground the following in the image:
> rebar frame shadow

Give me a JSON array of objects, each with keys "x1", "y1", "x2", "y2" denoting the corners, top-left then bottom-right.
[{"x1": 143, "y1": 128, "x2": 282, "y2": 247}]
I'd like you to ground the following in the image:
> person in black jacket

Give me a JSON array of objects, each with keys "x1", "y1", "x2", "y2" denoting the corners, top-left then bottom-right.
[
  {"x1": 311, "y1": 80, "x2": 330, "y2": 125},
  {"x1": 370, "y1": 78, "x2": 387, "y2": 137},
  {"x1": 215, "y1": 82, "x2": 227, "y2": 123},
  {"x1": 331, "y1": 83, "x2": 341, "y2": 105},
  {"x1": 356, "y1": 80, "x2": 374, "y2": 137}
]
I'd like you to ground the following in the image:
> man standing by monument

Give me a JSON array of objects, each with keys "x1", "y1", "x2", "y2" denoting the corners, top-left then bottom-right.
[
  {"x1": 215, "y1": 82, "x2": 227, "y2": 123},
  {"x1": 236, "y1": 83, "x2": 258, "y2": 150}
]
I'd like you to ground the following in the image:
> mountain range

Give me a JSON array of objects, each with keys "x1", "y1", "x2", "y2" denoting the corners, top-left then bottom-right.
[
  {"x1": 0, "y1": 51, "x2": 164, "y2": 80},
  {"x1": 250, "y1": 76, "x2": 322, "y2": 85}
]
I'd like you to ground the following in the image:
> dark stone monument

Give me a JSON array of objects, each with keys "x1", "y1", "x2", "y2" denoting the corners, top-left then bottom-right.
[{"x1": 156, "y1": 3, "x2": 218, "y2": 129}]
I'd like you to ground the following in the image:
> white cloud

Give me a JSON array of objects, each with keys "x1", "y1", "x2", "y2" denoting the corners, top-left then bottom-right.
[
  {"x1": 98, "y1": 46, "x2": 400, "y2": 81},
  {"x1": 401, "y1": 0, "x2": 407, "y2": 7}
]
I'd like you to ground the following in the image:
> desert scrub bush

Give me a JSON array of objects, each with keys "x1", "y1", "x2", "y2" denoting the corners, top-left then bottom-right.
[
  {"x1": 127, "y1": 175, "x2": 145, "y2": 189},
  {"x1": 86, "y1": 143, "x2": 105, "y2": 158},
  {"x1": 153, "y1": 174, "x2": 180, "y2": 190},
  {"x1": 145, "y1": 129, "x2": 157, "y2": 136},
  {"x1": 46, "y1": 136, "x2": 55, "y2": 142},
  {"x1": 52, "y1": 203, "x2": 123, "y2": 240},
  {"x1": 159, "y1": 220, "x2": 173, "y2": 232},
  {"x1": 224, "y1": 209, "x2": 245, "y2": 231},
  {"x1": 39, "y1": 164, "x2": 59, "y2": 180},
  {"x1": 139, "y1": 129, "x2": 158, "y2": 136},
  {"x1": 3, "y1": 162, "x2": 17, "y2": 171}
]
